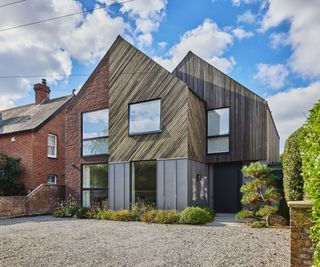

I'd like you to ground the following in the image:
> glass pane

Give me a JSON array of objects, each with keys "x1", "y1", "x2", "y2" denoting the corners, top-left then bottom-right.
[
  {"x1": 48, "y1": 135, "x2": 56, "y2": 146},
  {"x1": 82, "y1": 190, "x2": 108, "y2": 208},
  {"x1": 83, "y1": 109, "x2": 108, "y2": 139},
  {"x1": 131, "y1": 161, "x2": 156, "y2": 205},
  {"x1": 208, "y1": 136, "x2": 229, "y2": 153},
  {"x1": 82, "y1": 138, "x2": 109, "y2": 156},
  {"x1": 129, "y1": 100, "x2": 161, "y2": 134},
  {"x1": 208, "y1": 108, "x2": 229, "y2": 136},
  {"x1": 82, "y1": 164, "x2": 108, "y2": 189}
]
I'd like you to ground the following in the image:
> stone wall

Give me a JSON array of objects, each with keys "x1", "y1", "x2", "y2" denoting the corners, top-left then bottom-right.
[
  {"x1": 0, "y1": 184, "x2": 64, "y2": 217},
  {"x1": 288, "y1": 201, "x2": 314, "y2": 267}
]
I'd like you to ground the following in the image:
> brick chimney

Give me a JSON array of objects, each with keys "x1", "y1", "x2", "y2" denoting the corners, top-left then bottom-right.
[{"x1": 34, "y1": 79, "x2": 51, "y2": 104}]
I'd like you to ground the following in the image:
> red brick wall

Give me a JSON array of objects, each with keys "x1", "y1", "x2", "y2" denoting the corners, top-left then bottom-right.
[
  {"x1": 0, "y1": 108, "x2": 66, "y2": 191},
  {"x1": 0, "y1": 184, "x2": 65, "y2": 217},
  {"x1": 65, "y1": 53, "x2": 109, "y2": 202}
]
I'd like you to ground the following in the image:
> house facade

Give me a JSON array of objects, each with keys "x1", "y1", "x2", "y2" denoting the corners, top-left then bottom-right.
[
  {"x1": 0, "y1": 80, "x2": 72, "y2": 191},
  {"x1": 65, "y1": 36, "x2": 279, "y2": 213}
]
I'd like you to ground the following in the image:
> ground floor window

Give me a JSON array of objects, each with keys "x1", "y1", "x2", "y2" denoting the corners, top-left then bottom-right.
[
  {"x1": 131, "y1": 160, "x2": 157, "y2": 206},
  {"x1": 82, "y1": 164, "x2": 108, "y2": 208},
  {"x1": 47, "y1": 175, "x2": 57, "y2": 184}
]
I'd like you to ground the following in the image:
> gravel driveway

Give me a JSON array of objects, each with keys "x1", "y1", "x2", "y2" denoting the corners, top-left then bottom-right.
[{"x1": 0, "y1": 215, "x2": 289, "y2": 267}]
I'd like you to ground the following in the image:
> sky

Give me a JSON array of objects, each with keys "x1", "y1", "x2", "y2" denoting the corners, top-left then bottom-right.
[{"x1": 0, "y1": 0, "x2": 320, "y2": 152}]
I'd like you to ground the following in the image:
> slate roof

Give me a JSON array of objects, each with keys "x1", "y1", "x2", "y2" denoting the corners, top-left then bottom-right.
[{"x1": 0, "y1": 95, "x2": 73, "y2": 135}]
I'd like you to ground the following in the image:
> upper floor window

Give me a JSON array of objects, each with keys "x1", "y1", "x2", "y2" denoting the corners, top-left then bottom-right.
[
  {"x1": 82, "y1": 109, "x2": 109, "y2": 156},
  {"x1": 48, "y1": 134, "x2": 57, "y2": 158},
  {"x1": 207, "y1": 107, "x2": 230, "y2": 154},
  {"x1": 128, "y1": 99, "x2": 161, "y2": 135}
]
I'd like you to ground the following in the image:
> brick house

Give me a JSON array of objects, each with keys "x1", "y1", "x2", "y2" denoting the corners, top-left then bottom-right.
[
  {"x1": 65, "y1": 36, "x2": 279, "y2": 212},
  {"x1": 0, "y1": 79, "x2": 73, "y2": 191}
]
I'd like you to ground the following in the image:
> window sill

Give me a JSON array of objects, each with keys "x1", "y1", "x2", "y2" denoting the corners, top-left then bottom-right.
[
  {"x1": 128, "y1": 130, "x2": 162, "y2": 137},
  {"x1": 48, "y1": 156, "x2": 57, "y2": 160},
  {"x1": 81, "y1": 154, "x2": 109, "y2": 158}
]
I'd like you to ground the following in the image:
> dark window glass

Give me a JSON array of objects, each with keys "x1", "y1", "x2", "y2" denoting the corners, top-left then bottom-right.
[
  {"x1": 207, "y1": 108, "x2": 230, "y2": 154},
  {"x1": 129, "y1": 99, "x2": 161, "y2": 135},
  {"x1": 82, "y1": 164, "x2": 108, "y2": 208},
  {"x1": 82, "y1": 109, "x2": 108, "y2": 156},
  {"x1": 131, "y1": 161, "x2": 156, "y2": 206}
]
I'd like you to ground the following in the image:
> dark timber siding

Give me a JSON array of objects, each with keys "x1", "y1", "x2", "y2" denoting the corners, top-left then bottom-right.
[
  {"x1": 108, "y1": 37, "x2": 190, "y2": 162},
  {"x1": 266, "y1": 105, "x2": 280, "y2": 163},
  {"x1": 173, "y1": 51, "x2": 279, "y2": 163},
  {"x1": 188, "y1": 90, "x2": 206, "y2": 162}
]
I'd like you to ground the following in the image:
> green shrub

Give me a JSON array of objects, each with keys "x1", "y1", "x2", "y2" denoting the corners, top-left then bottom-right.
[
  {"x1": 96, "y1": 209, "x2": 112, "y2": 220},
  {"x1": 130, "y1": 201, "x2": 154, "y2": 220},
  {"x1": 236, "y1": 210, "x2": 255, "y2": 220},
  {"x1": 110, "y1": 210, "x2": 135, "y2": 221},
  {"x1": 0, "y1": 153, "x2": 25, "y2": 196},
  {"x1": 179, "y1": 207, "x2": 212, "y2": 225},
  {"x1": 76, "y1": 207, "x2": 89, "y2": 219},
  {"x1": 53, "y1": 196, "x2": 80, "y2": 218},
  {"x1": 256, "y1": 205, "x2": 278, "y2": 217},
  {"x1": 300, "y1": 100, "x2": 320, "y2": 265},
  {"x1": 53, "y1": 209, "x2": 65, "y2": 218},
  {"x1": 154, "y1": 210, "x2": 180, "y2": 224},
  {"x1": 140, "y1": 210, "x2": 158, "y2": 223},
  {"x1": 203, "y1": 208, "x2": 215, "y2": 221},
  {"x1": 248, "y1": 221, "x2": 267, "y2": 228},
  {"x1": 282, "y1": 127, "x2": 306, "y2": 201}
]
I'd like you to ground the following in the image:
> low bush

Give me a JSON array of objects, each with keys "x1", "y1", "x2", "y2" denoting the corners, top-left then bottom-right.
[
  {"x1": 140, "y1": 210, "x2": 158, "y2": 223},
  {"x1": 96, "y1": 209, "x2": 113, "y2": 220},
  {"x1": 53, "y1": 197, "x2": 80, "y2": 218},
  {"x1": 236, "y1": 209, "x2": 255, "y2": 220},
  {"x1": 154, "y1": 210, "x2": 180, "y2": 224},
  {"x1": 110, "y1": 210, "x2": 135, "y2": 221},
  {"x1": 130, "y1": 201, "x2": 154, "y2": 220},
  {"x1": 179, "y1": 207, "x2": 212, "y2": 225},
  {"x1": 203, "y1": 207, "x2": 215, "y2": 221},
  {"x1": 76, "y1": 207, "x2": 89, "y2": 219},
  {"x1": 248, "y1": 221, "x2": 267, "y2": 228},
  {"x1": 282, "y1": 127, "x2": 306, "y2": 201}
]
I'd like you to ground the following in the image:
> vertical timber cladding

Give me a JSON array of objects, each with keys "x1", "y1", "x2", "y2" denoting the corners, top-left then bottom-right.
[
  {"x1": 173, "y1": 51, "x2": 271, "y2": 163},
  {"x1": 108, "y1": 37, "x2": 190, "y2": 162}
]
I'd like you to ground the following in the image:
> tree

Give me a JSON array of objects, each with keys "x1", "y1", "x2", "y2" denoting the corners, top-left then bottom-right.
[
  {"x1": 0, "y1": 152, "x2": 25, "y2": 196},
  {"x1": 236, "y1": 162, "x2": 280, "y2": 221}
]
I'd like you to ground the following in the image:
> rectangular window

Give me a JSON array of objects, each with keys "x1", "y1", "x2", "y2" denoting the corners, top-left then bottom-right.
[
  {"x1": 207, "y1": 108, "x2": 230, "y2": 154},
  {"x1": 47, "y1": 175, "x2": 57, "y2": 184},
  {"x1": 48, "y1": 134, "x2": 57, "y2": 158},
  {"x1": 82, "y1": 164, "x2": 108, "y2": 208},
  {"x1": 129, "y1": 99, "x2": 161, "y2": 135},
  {"x1": 131, "y1": 160, "x2": 157, "y2": 206},
  {"x1": 82, "y1": 109, "x2": 109, "y2": 156}
]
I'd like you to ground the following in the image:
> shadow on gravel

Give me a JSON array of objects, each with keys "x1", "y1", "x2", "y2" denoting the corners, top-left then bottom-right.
[{"x1": 0, "y1": 215, "x2": 72, "y2": 226}]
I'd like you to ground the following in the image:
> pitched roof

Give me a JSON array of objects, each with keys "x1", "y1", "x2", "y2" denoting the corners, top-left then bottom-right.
[{"x1": 0, "y1": 95, "x2": 73, "y2": 135}]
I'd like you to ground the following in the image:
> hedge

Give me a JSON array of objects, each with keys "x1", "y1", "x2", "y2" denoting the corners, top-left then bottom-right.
[
  {"x1": 282, "y1": 127, "x2": 306, "y2": 201},
  {"x1": 300, "y1": 100, "x2": 320, "y2": 265}
]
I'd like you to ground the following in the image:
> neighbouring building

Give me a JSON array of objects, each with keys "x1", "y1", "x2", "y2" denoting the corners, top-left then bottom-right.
[
  {"x1": 0, "y1": 79, "x2": 73, "y2": 191},
  {"x1": 65, "y1": 36, "x2": 279, "y2": 212}
]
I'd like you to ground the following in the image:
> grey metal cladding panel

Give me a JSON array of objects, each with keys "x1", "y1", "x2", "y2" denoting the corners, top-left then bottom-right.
[
  {"x1": 109, "y1": 164, "x2": 115, "y2": 210},
  {"x1": 176, "y1": 159, "x2": 188, "y2": 210},
  {"x1": 124, "y1": 162, "x2": 130, "y2": 209},
  {"x1": 156, "y1": 160, "x2": 165, "y2": 209},
  {"x1": 164, "y1": 160, "x2": 177, "y2": 210},
  {"x1": 114, "y1": 163, "x2": 125, "y2": 210}
]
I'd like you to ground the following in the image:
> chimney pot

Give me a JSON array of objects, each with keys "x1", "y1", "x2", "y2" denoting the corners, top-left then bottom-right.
[{"x1": 34, "y1": 79, "x2": 51, "y2": 104}]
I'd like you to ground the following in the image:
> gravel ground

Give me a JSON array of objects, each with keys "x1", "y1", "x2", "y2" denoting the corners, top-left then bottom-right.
[{"x1": 0, "y1": 216, "x2": 289, "y2": 267}]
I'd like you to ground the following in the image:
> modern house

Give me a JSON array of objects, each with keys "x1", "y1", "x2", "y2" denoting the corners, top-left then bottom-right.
[
  {"x1": 0, "y1": 79, "x2": 72, "y2": 191},
  {"x1": 65, "y1": 35, "x2": 279, "y2": 213}
]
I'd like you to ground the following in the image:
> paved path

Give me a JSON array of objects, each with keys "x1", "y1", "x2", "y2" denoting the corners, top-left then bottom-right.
[
  {"x1": 0, "y1": 215, "x2": 290, "y2": 267},
  {"x1": 207, "y1": 213, "x2": 243, "y2": 227}
]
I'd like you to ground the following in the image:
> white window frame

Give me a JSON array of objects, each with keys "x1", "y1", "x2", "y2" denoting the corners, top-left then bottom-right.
[
  {"x1": 47, "y1": 175, "x2": 57, "y2": 184},
  {"x1": 48, "y1": 134, "x2": 57, "y2": 158}
]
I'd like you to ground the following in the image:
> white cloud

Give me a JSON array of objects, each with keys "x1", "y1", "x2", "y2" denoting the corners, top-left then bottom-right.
[
  {"x1": 261, "y1": 0, "x2": 320, "y2": 78},
  {"x1": 254, "y1": 63, "x2": 289, "y2": 89},
  {"x1": 232, "y1": 27, "x2": 254, "y2": 40},
  {"x1": 158, "y1": 42, "x2": 168, "y2": 49},
  {"x1": 232, "y1": 0, "x2": 256, "y2": 6},
  {"x1": 237, "y1": 10, "x2": 256, "y2": 24},
  {"x1": 267, "y1": 81, "x2": 320, "y2": 151},
  {"x1": 154, "y1": 19, "x2": 234, "y2": 72},
  {"x1": 101, "y1": 0, "x2": 167, "y2": 47},
  {"x1": 269, "y1": 32, "x2": 289, "y2": 49},
  {"x1": 0, "y1": 0, "x2": 128, "y2": 110}
]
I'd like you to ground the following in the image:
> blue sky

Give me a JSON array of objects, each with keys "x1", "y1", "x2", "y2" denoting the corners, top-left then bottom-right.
[{"x1": 0, "y1": 0, "x2": 320, "y2": 150}]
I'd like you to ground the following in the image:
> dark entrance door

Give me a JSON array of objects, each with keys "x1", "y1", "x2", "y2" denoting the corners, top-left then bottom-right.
[{"x1": 213, "y1": 162, "x2": 242, "y2": 213}]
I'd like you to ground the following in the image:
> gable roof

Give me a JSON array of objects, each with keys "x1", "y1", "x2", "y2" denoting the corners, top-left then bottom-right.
[{"x1": 0, "y1": 95, "x2": 73, "y2": 135}]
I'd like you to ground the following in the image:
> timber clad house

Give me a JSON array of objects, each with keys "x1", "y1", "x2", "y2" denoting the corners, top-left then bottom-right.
[
  {"x1": 65, "y1": 36, "x2": 279, "y2": 213},
  {"x1": 0, "y1": 35, "x2": 279, "y2": 213}
]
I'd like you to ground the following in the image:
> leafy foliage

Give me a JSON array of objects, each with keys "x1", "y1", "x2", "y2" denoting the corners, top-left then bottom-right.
[
  {"x1": 282, "y1": 127, "x2": 306, "y2": 201},
  {"x1": 239, "y1": 162, "x2": 281, "y2": 226},
  {"x1": 53, "y1": 196, "x2": 81, "y2": 218},
  {"x1": 300, "y1": 100, "x2": 320, "y2": 265},
  {"x1": 140, "y1": 210, "x2": 181, "y2": 224},
  {"x1": 179, "y1": 207, "x2": 213, "y2": 225},
  {"x1": 236, "y1": 209, "x2": 255, "y2": 220},
  {"x1": 0, "y1": 153, "x2": 25, "y2": 196},
  {"x1": 248, "y1": 220, "x2": 267, "y2": 228},
  {"x1": 110, "y1": 210, "x2": 135, "y2": 221}
]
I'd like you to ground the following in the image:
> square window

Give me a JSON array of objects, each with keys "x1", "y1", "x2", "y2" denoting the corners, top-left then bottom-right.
[
  {"x1": 48, "y1": 175, "x2": 57, "y2": 184},
  {"x1": 129, "y1": 99, "x2": 161, "y2": 135}
]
